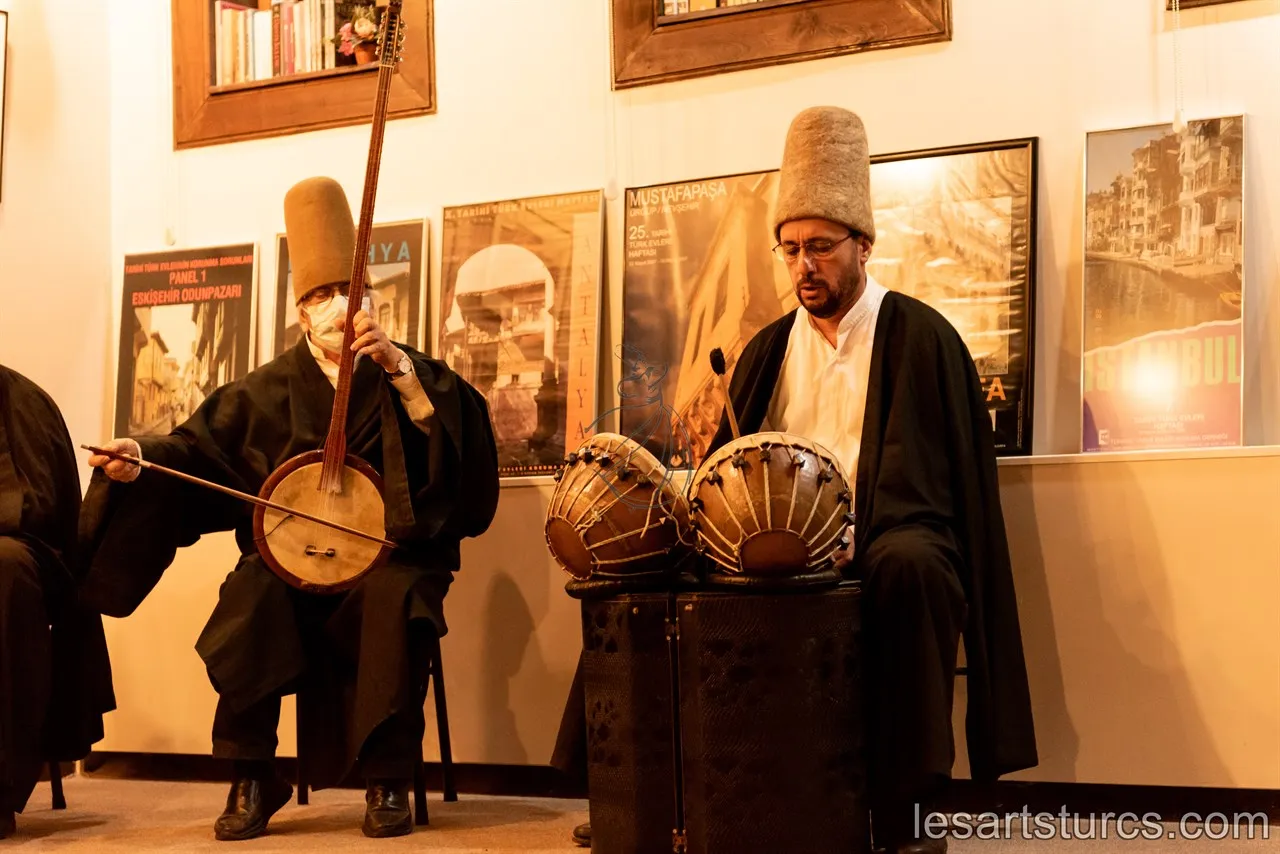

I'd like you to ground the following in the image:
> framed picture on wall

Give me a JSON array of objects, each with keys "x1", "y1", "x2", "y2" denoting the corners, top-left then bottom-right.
[
  {"x1": 272, "y1": 219, "x2": 429, "y2": 360},
  {"x1": 113, "y1": 244, "x2": 259, "y2": 438},
  {"x1": 620, "y1": 136, "x2": 1040, "y2": 468},
  {"x1": 1165, "y1": 0, "x2": 1245, "y2": 8},
  {"x1": 1081, "y1": 116, "x2": 1244, "y2": 452},
  {"x1": 437, "y1": 191, "x2": 605, "y2": 480},
  {"x1": 0, "y1": 10, "x2": 8, "y2": 203},
  {"x1": 611, "y1": 0, "x2": 951, "y2": 89}
]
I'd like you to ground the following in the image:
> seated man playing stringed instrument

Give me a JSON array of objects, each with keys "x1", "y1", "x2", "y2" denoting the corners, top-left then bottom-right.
[{"x1": 81, "y1": 177, "x2": 499, "y2": 841}]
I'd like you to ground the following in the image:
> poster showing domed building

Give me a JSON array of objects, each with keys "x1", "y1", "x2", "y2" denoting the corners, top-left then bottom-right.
[{"x1": 438, "y1": 191, "x2": 604, "y2": 478}]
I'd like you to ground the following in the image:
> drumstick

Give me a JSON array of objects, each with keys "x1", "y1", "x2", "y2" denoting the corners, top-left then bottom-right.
[{"x1": 709, "y1": 348, "x2": 741, "y2": 440}]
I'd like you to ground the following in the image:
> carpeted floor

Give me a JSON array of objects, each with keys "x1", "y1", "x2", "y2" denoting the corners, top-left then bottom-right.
[
  {"x1": 8, "y1": 776, "x2": 588, "y2": 852},
  {"x1": 5, "y1": 776, "x2": 1277, "y2": 851}
]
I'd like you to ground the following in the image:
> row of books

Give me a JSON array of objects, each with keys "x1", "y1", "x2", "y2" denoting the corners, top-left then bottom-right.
[
  {"x1": 662, "y1": 0, "x2": 766, "y2": 13},
  {"x1": 213, "y1": 0, "x2": 347, "y2": 87}
]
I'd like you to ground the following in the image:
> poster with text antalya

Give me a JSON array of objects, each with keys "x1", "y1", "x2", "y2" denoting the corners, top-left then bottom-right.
[
  {"x1": 1082, "y1": 117, "x2": 1244, "y2": 451},
  {"x1": 438, "y1": 191, "x2": 604, "y2": 478},
  {"x1": 115, "y1": 244, "x2": 257, "y2": 438}
]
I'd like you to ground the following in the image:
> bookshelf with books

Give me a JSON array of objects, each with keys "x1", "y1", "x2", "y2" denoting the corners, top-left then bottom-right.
[{"x1": 172, "y1": 0, "x2": 435, "y2": 149}]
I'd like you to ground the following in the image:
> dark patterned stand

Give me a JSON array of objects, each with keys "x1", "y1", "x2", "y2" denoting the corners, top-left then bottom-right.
[{"x1": 569, "y1": 577, "x2": 869, "y2": 854}]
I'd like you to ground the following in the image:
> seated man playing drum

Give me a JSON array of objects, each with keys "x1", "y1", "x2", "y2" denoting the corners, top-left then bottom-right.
[
  {"x1": 81, "y1": 177, "x2": 500, "y2": 841},
  {"x1": 702, "y1": 106, "x2": 1039, "y2": 854}
]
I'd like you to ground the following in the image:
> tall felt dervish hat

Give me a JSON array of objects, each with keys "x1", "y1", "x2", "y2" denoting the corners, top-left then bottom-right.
[
  {"x1": 283, "y1": 176, "x2": 359, "y2": 305},
  {"x1": 772, "y1": 106, "x2": 876, "y2": 244}
]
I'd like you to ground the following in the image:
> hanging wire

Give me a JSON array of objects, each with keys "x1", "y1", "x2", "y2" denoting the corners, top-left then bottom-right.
[{"x1": 1171, "y1": 0, "x2": 1186, "y2": 133}]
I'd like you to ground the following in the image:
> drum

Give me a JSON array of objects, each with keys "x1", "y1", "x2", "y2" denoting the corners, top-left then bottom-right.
[
  {"x1": 545, "y1": 432, "x2": 692, "y2": 581},
  {"x1": 688, "y1": 432, "x2": 853, "y2": 577}
]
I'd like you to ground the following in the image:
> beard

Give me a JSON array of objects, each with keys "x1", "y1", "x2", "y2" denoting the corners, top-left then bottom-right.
[{"x1": 795, "y1": 264, "x2": 863, "y2": 319}]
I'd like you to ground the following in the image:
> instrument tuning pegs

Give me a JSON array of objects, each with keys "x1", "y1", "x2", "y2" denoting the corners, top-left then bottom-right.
[
  {"x1": 837, "y1": 488, "x2": 851, "y2": 504},
  {"x1": 706, "y1": 470, "x2": 722, "y2": 485},
  {"x1": 730, "y1": 451, "x2": 746, "y2": 468}
]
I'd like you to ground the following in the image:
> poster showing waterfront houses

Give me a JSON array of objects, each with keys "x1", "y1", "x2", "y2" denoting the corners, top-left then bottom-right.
[{"x1": 1082, "y1": 116, "x2": 1244, "y2": 451}]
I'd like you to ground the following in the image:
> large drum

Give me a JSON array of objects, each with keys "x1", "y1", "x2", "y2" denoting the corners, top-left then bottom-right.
[
  {"x1": 688, "y1": 432, "x2": 853, "y2": 578},
  {"x1": 545, "y1": 432, "x2": 692, "y2": 581}
]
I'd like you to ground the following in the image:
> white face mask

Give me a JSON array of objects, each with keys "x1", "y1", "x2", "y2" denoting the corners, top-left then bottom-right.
[{"x1": 305, "y1": 293, "x2": 371, "y2": 354}]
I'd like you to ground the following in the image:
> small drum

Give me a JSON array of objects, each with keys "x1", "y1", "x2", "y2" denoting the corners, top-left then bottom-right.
[
  {"x1": 545, "y1": 432, "x2": 692, "y2": 581},
  {"x1": 688, "y1": 432, "x2": 853, "y2": 577}
]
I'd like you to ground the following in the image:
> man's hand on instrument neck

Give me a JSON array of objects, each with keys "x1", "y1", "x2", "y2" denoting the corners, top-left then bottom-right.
[{"x1": 338, "y1": 309, "x2": 405, "y2": 373}]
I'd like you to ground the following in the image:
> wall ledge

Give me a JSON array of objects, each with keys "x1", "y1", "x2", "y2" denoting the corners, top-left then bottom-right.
[{"x1": 999, "y1": 445, "x2": 1280, "y2": 467}]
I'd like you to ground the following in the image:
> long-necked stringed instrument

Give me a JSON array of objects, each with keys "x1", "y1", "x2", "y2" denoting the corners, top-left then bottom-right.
[
  {"x1": 251, "y1": 0, "x2": 408, "y2": 593},
  {"x1": 85, "y1": 3, "x2": 409, "y2": 595}
]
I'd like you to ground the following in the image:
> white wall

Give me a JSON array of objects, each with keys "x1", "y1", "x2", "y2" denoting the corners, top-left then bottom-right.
[
  {"x1": 87, "y1": 0, "x2": 1280, "y2": 787},
  {"x1": 0, "y1": 0, "x2": 112, "y2": 466}
]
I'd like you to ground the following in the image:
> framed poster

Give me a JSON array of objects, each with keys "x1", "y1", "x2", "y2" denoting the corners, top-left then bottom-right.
[
  {"x1": 611, "y1": 0, "x2": 950, "y2": 90},
  {"x1": 273, "y1": 219, "x2": 428, "y2": 359},
  {"x1": 438, "y1": 191, "x2": 604, "y2": 479},
  {"x1": 620, "y1": 137, "x2": 1039, "y2": 469},
  {"x1": 1082, "y1": 116, "x2": 1244, "y2": 452},
  {"x1": 114, "y1": 244, "x2": 258, "y2": 437}
]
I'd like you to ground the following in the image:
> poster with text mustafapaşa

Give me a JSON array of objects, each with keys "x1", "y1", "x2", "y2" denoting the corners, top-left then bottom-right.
[
  {"x1": 438, "y1": 191, "x2": 604, "y2": 478},
  {"x1": 115, "y1": 244, "x2": 257, "y2": 438},
  {"x1": 621, "y1": 138, "x2": 1038, "y2": 469},
  {"x1": 1082, "y1": 117, "x2": 1244, "y2": 452}
]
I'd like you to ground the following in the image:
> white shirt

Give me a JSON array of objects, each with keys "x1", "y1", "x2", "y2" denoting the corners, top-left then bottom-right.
[{"x1": 763, "y1": 274, "x2": 887, "y2": 500}]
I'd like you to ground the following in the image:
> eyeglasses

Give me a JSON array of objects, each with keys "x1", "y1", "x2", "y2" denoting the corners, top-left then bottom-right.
[
  {"x1": 298, "y1": 283, "x2": 350, "y2": 307},
  {"x1": 772, "y1": 233, "x2": 855, "y2": 265}
]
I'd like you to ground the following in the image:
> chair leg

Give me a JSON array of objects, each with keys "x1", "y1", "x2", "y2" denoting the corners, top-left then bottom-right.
[
  {"x1": 48, "y1": 762, "x2": 66, "y2": 810},
  {"x1": 413, "y1": 756, "x2": 428, "y2": 826},
  {"x1": 431, "y1": 642, "x2": 457, "y2": 803}
]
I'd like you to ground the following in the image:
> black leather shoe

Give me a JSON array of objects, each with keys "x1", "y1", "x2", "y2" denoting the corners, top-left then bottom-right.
[
  {"x1": 572, "y1": 822, "x2": 590, "y2": 847},
  {"x1": 362, "y1": 780, "x2": 413, "y2": 838},
  {"x1": 213, "y1": 773, "x2": 293, "y2": 841},
  {"x1": 0, "y1": 810, "x2": 14, "y2": 839}
]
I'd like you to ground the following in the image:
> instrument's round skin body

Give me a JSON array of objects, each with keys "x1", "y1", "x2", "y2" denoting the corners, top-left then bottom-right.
[
  {"x1": 545, "y1": 432, "x2": 692, "y2": 581},
  {"x1": 688, "y1": 431, "x2": 853, "y2": 577},
  {"x1": 253, "y1": 449, "x2": 392, "y2": 593}
]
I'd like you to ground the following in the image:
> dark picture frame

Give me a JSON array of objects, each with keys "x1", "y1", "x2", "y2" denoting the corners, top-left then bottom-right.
[
  {"x1": 170, "y1": 0, "x2": 436, "y2": 150},
  {"x1": 610, "y1": 0, "x2": 952, "y2": 89}
]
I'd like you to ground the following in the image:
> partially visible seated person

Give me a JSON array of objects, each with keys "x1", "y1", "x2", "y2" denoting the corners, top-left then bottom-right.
[{"x1": 0, "y1": 364, "x2": 115, "y2": 839}]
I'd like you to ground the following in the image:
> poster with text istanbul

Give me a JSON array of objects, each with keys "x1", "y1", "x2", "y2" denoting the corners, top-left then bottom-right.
[
  {"x1": 620, "y1": 138, "x2": 1038, "y2": 468},
  {"x1": 438, "y1": 191, "x2": 604, "y2": 478},
  {"x1": 1083, "y1": 117, "x2": 1244, "y2": 451},
  {"x1": 114, "y1": 244, "x2": 258, "y2": 437}
]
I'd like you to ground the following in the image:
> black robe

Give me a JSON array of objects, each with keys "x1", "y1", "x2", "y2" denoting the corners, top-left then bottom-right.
[
  {"x1": 0, "y1": 364, "x2": 115, "y2": 814},
  {"x1": 77, "y1": 340, "x2": 498, "y2": 787},
  {"x1": 706, "y1": 292, "x2": 1038, "y2": 783}
]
